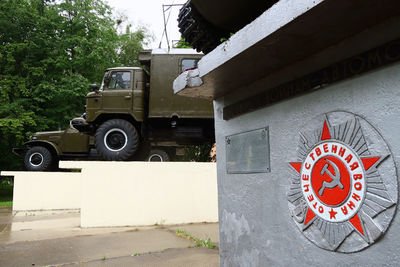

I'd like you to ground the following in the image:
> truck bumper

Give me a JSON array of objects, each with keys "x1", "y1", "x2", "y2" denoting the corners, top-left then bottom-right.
[
  {"x1": 71, "y1": 117, "x2": 92, "y2": 133},
  {"x1": 12, "y1": 148, "x2": 26, "y2": 156}
]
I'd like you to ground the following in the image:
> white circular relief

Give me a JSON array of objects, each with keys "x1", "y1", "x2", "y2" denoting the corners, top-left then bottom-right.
[{"x1": 287, "y1": 111, "x2": 397, "y2": 252}]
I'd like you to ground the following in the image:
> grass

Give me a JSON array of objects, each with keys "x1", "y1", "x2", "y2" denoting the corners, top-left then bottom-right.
[
  {"x1": 175, "y1": 229, "x2": 216, "y2": 249},
  {"x1": 131, "y1": 250, "x2": 163, "y2": 258},
  {"x1": 0, "y1": 182, "x2": 13, "y2": 207}
]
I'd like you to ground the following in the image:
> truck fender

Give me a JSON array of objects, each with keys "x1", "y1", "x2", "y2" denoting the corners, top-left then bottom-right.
[{"x1": 24, "y1": 140, "x2": 62, "y2": 156}]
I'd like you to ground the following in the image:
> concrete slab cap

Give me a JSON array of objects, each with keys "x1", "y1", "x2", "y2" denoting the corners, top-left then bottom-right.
[{"x1": 174, "y1": 0, "x2": 400, "y2": 99}]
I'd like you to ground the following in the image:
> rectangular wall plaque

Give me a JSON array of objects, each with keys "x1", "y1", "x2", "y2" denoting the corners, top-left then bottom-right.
[{"x1": 226, "y1": 127, "x2": 270, "y2": 174}]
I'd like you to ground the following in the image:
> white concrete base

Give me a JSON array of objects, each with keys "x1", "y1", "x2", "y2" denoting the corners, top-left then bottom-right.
[
  {"x1": 1, "y1": 161, "x2": 218, "y2": 227},
  {"x1": 60, "y1": 161, "x2": 218, "y2": 228}
]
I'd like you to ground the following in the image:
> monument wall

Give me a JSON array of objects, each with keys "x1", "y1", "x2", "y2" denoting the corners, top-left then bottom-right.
[{"x1": 214, "y1": 62, "x2": 400, "y2": 265}]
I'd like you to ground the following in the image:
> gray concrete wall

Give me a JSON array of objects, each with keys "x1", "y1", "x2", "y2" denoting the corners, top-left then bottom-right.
[{"x1": 214, "y1": 62, "x2": 400, "y2": 266}]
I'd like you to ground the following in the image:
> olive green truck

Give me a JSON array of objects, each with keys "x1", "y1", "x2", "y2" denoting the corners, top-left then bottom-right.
[{"x1": 13, "y1": 49, "x2": 214, "y2": 171}]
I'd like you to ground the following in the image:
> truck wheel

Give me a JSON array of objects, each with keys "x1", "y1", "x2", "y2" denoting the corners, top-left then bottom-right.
[
  {"x1": 95, "y1": 119, "x2": 139, "y2": 160},
  {"x1": 178, "y1": 1, "x2": 226, "y2": 54},
  {"x1": 24, "y1": 146, "x2": 53, "y2": 171},
  {"x1": 147, "y1": 149, "x2": 170, "y2": 162}
]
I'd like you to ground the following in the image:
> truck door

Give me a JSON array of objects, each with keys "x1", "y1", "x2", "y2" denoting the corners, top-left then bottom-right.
[{"x1": 101, "y1": 70, "x2": 133, "y2": 113}]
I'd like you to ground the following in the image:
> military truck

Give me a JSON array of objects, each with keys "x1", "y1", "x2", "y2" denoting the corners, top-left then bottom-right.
[
  {"x1": 178, "y1": 0, "x2": 279, "y2": 53},
  {"x1": 14, "y1": 48, "x2": 214, "y2": 171}
]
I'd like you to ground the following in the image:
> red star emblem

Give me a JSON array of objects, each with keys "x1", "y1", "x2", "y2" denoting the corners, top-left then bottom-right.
[
  {"x1": 287, "y1": 113, "x2": 397, "y2": 252},
  {"x1": 329, "y1": 208, "x2": 337, "y2": 219},
  {"x1": 289, "y1": 121, "x2": 385, "y2": 240}
]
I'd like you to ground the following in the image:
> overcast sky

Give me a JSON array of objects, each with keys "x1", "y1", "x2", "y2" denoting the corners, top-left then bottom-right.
[{"x1": 106, "y1": 0, "x2": 187, "y2": 49}]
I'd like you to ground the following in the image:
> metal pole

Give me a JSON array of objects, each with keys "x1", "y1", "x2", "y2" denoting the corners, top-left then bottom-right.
[
  {"x1": 158, "y1": 4, "x2": 183, "y2": 50},
  {"x1": 163, "y1": 4, "x2": 170, "y2": 51}
]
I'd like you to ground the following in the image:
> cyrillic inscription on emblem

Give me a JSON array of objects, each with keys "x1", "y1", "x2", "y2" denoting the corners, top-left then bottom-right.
[
  {"x1": 287, "y1": 111, "x2": 397, "y2": 252},
  {"x1": 301, "y1": 141, "x2": 366, "y2": 223}
]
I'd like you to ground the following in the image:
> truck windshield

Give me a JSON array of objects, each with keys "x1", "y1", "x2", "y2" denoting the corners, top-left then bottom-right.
[{"x1": 108, "y1": 71, "x2": 131, "y2": 89}]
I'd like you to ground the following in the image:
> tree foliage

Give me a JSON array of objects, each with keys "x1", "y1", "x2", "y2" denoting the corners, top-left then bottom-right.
[
  {"x1": 118, "y1": 25, "x2": 151, "y2": 67},
  {"x1": 173, "y1": 37, "x2": 192, "y2": 49},
  {"x1": 0, "y1": 0, "x2": 148, "y2": 170},
  {"x1": 183, "y1": 143, "x2": 214, "y2": 162}
]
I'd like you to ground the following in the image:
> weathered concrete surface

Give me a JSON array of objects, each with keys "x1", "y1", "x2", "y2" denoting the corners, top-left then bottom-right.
[
  {"x1": 81, "y1": 247, "x2": 219, "y2": 267},
  {"x1": 0, "y1": 230, "x2": 191, "y2": 266},
  {"x1": 0, "y1": 211, "x2": 219, "y2": 266},
  {"x1": 170, "y1": 223, "x2": 220, "y2": 243},
  {"x1": 174, "y1": 0, "x2": 400, "y2": 99},
  {"x1": 173, "y1": 68, "x2": 203, "y2": 94},
  {"x1": 0, "y1": 207, "x2": 12, "y2": 233},
  {"x1": 214, "y1": 63, "x2": 400, "y2": 265}
]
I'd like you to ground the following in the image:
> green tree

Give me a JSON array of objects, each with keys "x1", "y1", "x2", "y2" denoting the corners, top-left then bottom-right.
[
  {"x1": 0, "y1": 0, "x2": 148, "y2": 170},
  {"x1": 183, "y1": 143, "x2": 214, "y2": 162},
  {"x1": 174, "y1": 37, "x2": 192, "y2": 49},
  {"x1": 118, "y1": 25, "x2": 151, "y2": 67},
  {"x1": 0, "y1": 0, "x2": 50, "y2": 170},
  {"x1": 55, "y1": 0, "x2": 120, "y2": 82}
]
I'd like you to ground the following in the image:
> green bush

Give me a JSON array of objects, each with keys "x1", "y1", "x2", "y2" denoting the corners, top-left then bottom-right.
[{"x1": 0, "y1": 178, "x2": 13, "y2": 207}]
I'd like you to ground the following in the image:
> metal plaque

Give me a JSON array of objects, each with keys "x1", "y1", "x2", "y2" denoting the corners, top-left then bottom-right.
[{"x1": 226, "y1": 127, "x2": 270, "y2": 174}]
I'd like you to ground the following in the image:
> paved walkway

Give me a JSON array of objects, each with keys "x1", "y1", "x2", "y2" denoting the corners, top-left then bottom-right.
[{"x1": 0, "y1": 208, "x2": 219, "y2": 266}]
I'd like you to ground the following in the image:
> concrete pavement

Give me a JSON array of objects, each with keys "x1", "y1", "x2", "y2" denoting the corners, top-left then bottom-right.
[{"x1": 0, "y1": 208, "x2": 219, "y2": 266}]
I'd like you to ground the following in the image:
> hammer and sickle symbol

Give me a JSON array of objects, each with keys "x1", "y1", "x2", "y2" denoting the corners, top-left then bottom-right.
[{"x1": 318, "y1": 159, "x2": 343, "y2": 196}]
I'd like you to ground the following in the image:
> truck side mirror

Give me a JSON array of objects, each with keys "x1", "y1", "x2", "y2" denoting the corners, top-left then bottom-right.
[{"x1": 91, "y1": 84, "x2": 99, "y2": 93}]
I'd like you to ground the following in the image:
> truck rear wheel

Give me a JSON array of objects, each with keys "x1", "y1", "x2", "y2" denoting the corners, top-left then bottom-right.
[
  {"x1": 24, "y1": 146, "x2": 53, "y2": 171},
  {"x1": 147, "y1": 149, "x2": 170, "y2": 162},
  {"x1": 95, "y1": 119, "x2": 139, "y2": 160},
  {"x1": 178, "y1": 1, "x2": 226, "y2": 54}
]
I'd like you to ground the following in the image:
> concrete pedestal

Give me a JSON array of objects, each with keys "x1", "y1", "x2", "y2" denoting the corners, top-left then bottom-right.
[
  {"x1": 1, "y1": 162, "x2": 218, "y2": 228},
  {"x1": 174, "y1": 0, "x2": 400, "y2": 265},
  {"x1": 213, "y1": 66, "x2": 400, "y2": 264}
]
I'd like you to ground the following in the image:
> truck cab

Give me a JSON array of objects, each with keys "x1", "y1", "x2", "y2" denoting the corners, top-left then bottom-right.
[{"x1": 84, "y1": 67, "x2": 146, "y2": 125}]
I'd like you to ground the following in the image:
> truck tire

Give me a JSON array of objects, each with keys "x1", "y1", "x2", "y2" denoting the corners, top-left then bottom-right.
[
  {"x1": 24, "y1": 146, "x2": 53, "y2": 171},
  {"x1": 95, "y1": 119, "x2": 139, "y2": 161},
  {"x1": 178, "y1": 1, "x2": 227, "y2": 54},
  {"x1": 147, "y1": 149, "x2": 170, "y2": 162}
]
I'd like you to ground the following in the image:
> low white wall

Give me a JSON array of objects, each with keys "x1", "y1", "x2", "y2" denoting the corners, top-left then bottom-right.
[
  {"x1": 60, "y1": 161, "x2": 218, "y2": 228},
  {"x1": 2, "y1": 161, "x2": 218, "y2": 227},
  {"x1": 1, "y1": 171, "x2": 81, "y2": 211}
]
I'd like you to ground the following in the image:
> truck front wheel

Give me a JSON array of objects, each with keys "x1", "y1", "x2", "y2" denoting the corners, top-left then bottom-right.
[
  {"x1": 95, "y1": 119, "x2": 139, "y2": 160},
  {"x1": 24, "y1": 146, "x2": 53, "y2": 171}
]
